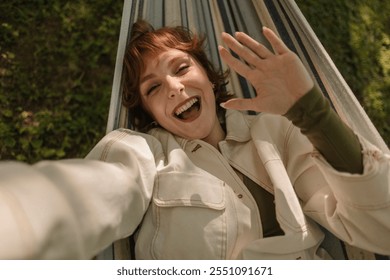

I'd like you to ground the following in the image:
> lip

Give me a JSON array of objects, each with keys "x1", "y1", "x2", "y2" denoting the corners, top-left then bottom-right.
[{"x1": 172, "y1": 96, "x2": 201, "y2": 122}]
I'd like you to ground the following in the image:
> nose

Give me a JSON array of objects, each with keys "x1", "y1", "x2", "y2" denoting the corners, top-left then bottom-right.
[{"x1": 166, "y1": 76, "x2": 184, "y2": 99}]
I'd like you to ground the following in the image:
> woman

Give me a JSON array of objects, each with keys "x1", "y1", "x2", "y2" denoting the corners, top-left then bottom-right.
[{"x1": 0, "y1": 20, "x2": 389, "y2": 259}]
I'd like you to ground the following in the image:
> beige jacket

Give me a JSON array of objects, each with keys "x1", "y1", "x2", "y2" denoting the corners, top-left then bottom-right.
[{"x1": 0, "y1": 111, "x2": 389, "y2": 259}]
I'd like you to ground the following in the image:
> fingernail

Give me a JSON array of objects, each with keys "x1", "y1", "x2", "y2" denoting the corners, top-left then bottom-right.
[{"x1": 220, "y1": 102, "x2": 227, "y2": 109}]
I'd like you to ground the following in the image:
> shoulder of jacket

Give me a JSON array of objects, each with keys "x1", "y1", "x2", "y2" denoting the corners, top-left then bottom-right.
[
  {"x1": 250, "y1": 113, "x2": 300, "y2": 148},
  {"x1": 252, "y1": 113, "x2": 293, "y2": 131},
  {"x1": 86, "y1": 128, "x2": 163, "y2": 160}
]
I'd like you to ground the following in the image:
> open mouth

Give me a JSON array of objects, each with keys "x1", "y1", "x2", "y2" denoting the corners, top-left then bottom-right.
[{"x1": 173, "y1": 96, "x2": 201, "y2": 121}]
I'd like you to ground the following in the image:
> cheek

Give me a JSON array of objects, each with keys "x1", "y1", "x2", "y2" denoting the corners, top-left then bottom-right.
[
  {"x1": 142, "y1": 97, "x2": 168, "y2": 121},
  {"x1": 203, "y1": 87, "x2": 217, "y2": 107},
  {"x1": 140, "y1": 98, "x2": 157, "y2": 120}
]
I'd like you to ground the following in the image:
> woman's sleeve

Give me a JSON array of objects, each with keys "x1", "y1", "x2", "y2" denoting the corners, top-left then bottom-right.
[
  {"x1": 0, "y1": 129, "x2": 160, "y2": 259},
  {"x1": 282, "y1": 90, "x2": 390, "y2": 254},
  {"x1": 284, "y1": 86, "x2": 363, "y2": 174}
]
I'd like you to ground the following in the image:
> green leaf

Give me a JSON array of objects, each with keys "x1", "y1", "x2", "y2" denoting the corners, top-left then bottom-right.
[
  {"x1": 4, "y1": 137, "x2": 16, "y2": 148},
  {"x1": 2, "y1": 109, "x2": 13, "y2": 117}
]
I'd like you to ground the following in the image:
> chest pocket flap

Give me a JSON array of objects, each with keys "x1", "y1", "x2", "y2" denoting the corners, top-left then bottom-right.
[{"x1": 153, "y1": 172, "x2": 226, "y2": 210}]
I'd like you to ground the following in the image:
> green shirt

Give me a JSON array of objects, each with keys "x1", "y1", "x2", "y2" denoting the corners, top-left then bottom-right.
[{"x1": 284, "y1": 86, "x2": 363, "y2": 174}]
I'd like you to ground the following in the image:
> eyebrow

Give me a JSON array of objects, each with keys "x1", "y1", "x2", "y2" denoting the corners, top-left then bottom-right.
[{"x1": 140, "y1": 73, "x2": 156, "y2": 85}]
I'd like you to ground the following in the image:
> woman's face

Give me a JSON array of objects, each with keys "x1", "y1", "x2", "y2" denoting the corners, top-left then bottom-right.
[{"x1": 139, "y1": 48, "x2": 223, "y2": 143}]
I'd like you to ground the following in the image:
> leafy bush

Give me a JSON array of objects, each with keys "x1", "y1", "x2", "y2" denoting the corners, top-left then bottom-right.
[
  {"x1": 296, "y1": 0, "x2": 389, "y2": 145},
  {"x1": 0, "y1": 1, "x2": 122, "y2": 163}
]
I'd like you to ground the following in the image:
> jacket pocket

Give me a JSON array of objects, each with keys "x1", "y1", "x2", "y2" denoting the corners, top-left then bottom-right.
[{"x1": 151, "y1": 172, "x2": 227, "y2": 259}]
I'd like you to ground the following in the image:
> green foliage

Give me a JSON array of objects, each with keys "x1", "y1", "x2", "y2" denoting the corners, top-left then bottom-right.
[
  {"x1": 296, "y1": 0, "x2": 390, "y2": 145},
  {"x1": 0, "y1": 0, "x2": 122, "y2": 163}
]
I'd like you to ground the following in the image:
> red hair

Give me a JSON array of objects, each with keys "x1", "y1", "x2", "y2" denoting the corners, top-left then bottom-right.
[{"x1": 122, "y1": 19, "x2": 230, "y2": 131}]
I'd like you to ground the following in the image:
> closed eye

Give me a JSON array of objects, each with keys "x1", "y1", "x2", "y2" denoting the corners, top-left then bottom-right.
[
  {"x1": 146, "y1": 84, "x2": 160, "y2": 95},
  {"x1": 176, "y1": 64, "x2": 190, "y2": 75}
]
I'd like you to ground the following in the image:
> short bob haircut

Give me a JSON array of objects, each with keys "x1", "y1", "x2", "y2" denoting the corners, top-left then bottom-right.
[{"x1": 122, "y1": 19, "x2": 231, "y2": 132}]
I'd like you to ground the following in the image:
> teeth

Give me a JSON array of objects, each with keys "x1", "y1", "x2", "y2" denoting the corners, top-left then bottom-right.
[{"x1": 175, "y1": 98, "x2": 198, "y2": 116}]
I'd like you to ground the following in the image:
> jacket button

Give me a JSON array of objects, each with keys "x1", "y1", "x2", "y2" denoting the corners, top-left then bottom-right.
[{"x1": 237, "y1": 194, "x2": 243, "y2": 199}]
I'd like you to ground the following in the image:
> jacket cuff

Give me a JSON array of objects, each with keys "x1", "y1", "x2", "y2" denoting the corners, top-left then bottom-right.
[{"x1": 312, "y1": 136, "x2": 390, "y2": 207}]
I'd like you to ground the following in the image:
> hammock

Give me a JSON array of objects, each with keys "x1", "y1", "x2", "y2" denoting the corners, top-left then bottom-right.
[{"x1": 99, "y1": 0, "x2": 389, "y2": 260}]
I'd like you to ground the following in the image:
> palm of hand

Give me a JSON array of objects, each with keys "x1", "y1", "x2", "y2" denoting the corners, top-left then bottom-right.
[{"x1": 219, "y1": 28, "x2": 313, "y2": 115}]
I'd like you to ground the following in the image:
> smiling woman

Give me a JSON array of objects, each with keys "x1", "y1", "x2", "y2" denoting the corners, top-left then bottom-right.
[
  {"x1": 99, "y1": 19, "x2": 390, "y2": 259},
  {"x1": 138, "y1": 48, "x2": 224, "y2": 147}
]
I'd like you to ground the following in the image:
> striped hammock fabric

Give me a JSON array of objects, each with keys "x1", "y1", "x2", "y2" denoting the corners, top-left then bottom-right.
[{"x1": 100, "y1": 0, "x2": 389, "y2": 260}]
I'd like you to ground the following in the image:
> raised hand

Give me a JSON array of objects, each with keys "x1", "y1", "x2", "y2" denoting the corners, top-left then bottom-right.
[{"x1": 218, "y1": 27, "x2": 314, "y2": 115}]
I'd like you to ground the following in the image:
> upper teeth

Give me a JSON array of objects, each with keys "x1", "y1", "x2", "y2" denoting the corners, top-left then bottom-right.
[{"x1": 175, "y1": 98, "x2": 198, "y2": 116}]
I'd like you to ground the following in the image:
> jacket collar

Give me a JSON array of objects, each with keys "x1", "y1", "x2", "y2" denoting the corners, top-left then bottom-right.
[
  {"x1": 151, "y1": 110, "x2": 255, "y2": 150},
  {"x1": 224, "y1": 110, "x2": 254, "y2": 143}
]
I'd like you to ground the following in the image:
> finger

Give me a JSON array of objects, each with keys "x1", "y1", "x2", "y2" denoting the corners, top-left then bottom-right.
[
  {"x1": 262, "y1": 26, "x2": 290, "y2": 55},
  {"x1": 235, "y1": 31, "x2": 274, "y2": 59},
  {"x1": 221, "y1": 32, "x2": 260, "y2": 66},
  {"x1": 220, "y1": 98, "x2": 258, "y2": 112},
  {"x1": 218, "y1": 45, "x2": 252, "y2": 77}
]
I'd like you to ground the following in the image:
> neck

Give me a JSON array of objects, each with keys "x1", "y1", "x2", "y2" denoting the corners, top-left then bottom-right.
[{"x1": 202, "y1": 120, "x2": 226, "y2": 150}]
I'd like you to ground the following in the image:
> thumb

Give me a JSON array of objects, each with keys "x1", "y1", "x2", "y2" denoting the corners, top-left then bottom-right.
[{"x1": 220, "y1": 98, "x2": 257, "y2": 111}]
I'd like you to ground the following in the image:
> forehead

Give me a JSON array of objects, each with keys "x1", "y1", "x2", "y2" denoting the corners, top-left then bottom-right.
[{"x1": 142, "y1": 48, "x2": 189, "y2": 69}]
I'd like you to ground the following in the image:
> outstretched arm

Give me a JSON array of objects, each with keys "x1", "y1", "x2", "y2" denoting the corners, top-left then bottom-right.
[{"x1": 0, "y1": 130, "x2": 158, "y2": 259}]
